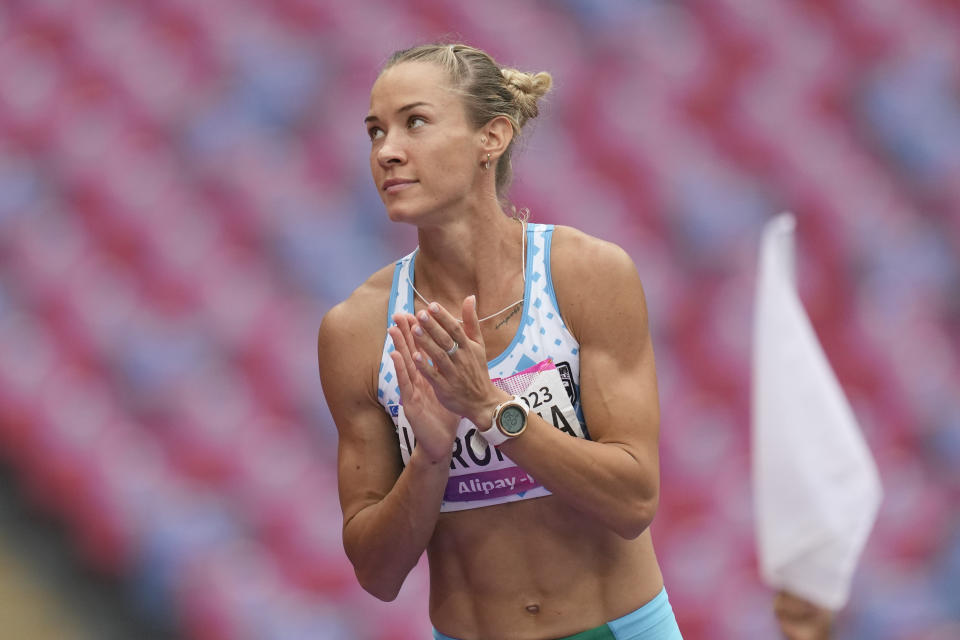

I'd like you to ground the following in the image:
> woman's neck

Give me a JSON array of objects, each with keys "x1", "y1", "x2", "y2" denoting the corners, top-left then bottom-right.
[{"x1": 412, "y1": 204, "x2": 525, "y2": 317}]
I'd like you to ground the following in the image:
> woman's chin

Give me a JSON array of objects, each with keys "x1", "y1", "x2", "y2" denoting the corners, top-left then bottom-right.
[
  {"x1": 385, "y1": 207, "x2": 411, "y2": 223},
  {"x1": 385, "y1": 204, "x2": 425, "y2": 225}
]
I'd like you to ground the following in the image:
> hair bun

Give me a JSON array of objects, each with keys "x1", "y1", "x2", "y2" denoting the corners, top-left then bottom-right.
[{"x1": 501, "y1": 68, "x2": 552, "y2": 126}]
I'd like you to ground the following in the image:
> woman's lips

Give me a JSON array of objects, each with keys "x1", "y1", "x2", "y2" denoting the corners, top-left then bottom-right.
[{"x1": 383, "y1": 179, "x2": 417, "y2": 194}]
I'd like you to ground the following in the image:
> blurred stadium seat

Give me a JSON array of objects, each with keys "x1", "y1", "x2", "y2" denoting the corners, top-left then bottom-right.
[{"x1": 0, "y1": 1, "x2": 958, "y2": 638}]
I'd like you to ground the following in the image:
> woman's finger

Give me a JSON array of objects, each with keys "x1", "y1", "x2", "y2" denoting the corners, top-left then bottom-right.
[
  {"x1": 400, "y1": 313, "x2": 421, "y2": 361},
  {"x1": 410, "y1": 310, "x2": 452, "y2": 361},
  {"x1": 389, "y1": 350, "x2": 412, "y2": 397},
  {"x1": 460, "y1": 295, "x2": 483, "y2": 344},
  {"x1": 389, "y1": 319, "x2": 417, "y2": 382},
  {"x1": 412, "y1": 348, "x2": 443, "y2": 385},
  {"x1": 402, "y1": 314, "x2": 443, "y2": 383},
  {"x1": 414, "y1": 309, "x2": 457, "y2": 358},
  {"x1": 427, "y1": 302, "x2": 470, "y2": 348}
]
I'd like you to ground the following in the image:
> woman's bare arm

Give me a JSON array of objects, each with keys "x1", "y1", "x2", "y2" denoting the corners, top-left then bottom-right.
[
  {"x1": 497, "y1": 230, "x2": 660, "y2": 537},
  {"x1": 318, "y1": 284, "x2": 453, "y2": 601}
]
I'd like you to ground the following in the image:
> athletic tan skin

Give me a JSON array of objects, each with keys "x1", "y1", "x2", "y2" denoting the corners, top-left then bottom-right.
[{"x1": 318, "y1": 59, "x2": 664, "y2": 640}]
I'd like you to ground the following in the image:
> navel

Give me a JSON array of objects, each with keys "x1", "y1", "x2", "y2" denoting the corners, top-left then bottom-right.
[{"x1": 525, "y1": 603, "x2": 541, "y2": 615}]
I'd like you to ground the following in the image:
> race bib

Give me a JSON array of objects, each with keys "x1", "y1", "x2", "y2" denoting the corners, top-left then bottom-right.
[{"x1": 388, "y1": 358, "x2": 586, "y2": 512}]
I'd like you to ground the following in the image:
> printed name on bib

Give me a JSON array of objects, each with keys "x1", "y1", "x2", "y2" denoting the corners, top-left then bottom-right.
[{"x1": 389, "y1": 358, "x2": 585, "y2": 511}]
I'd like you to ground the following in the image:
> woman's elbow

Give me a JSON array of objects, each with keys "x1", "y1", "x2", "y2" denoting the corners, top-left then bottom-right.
[
  {"x1": 615, "y1": 493, "x2": 659, "y2": 540},
  {"x1": 354, "y1": 565, "x2": 402, "y2": 602},
  {"x1": 345, "y1": 544, "x2": 404, "y2": 601}
]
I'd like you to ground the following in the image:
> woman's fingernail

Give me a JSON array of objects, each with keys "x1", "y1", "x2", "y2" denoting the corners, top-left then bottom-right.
[
  {"x1": 413, "y1": 352, "x2": 422, "y2": 362},
  {"x1": 429, "y1": 302, "x2": 440, "y2": 313},
  {"x1": 413, "y1": 325, "x2": 423, "y2": 336},
  {"x1": 419, "y1": 311, "x2": 429, "y2": 322}
]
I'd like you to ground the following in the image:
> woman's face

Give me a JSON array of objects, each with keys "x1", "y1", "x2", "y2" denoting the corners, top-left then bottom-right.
[{"x1": 366, "y1": 61, "x2": 481, "y2": 223}]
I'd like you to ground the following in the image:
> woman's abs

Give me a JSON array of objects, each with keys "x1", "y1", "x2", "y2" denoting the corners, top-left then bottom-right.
[{"x1": 425, "y1": 496, "x2": 664, "y2": 640}]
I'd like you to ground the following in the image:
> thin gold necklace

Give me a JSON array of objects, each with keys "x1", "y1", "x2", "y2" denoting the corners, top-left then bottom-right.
[{"x1": 408, "y1": 220, "x2": 526, "y2": 324}]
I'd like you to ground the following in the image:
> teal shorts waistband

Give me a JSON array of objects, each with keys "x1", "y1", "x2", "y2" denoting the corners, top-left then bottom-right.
[{"x1": 432, "y1": 586, "x2": 683, "y2": 640}]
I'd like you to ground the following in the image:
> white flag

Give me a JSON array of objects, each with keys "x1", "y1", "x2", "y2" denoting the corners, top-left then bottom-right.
[{"x1": 752, "y1": 213, "x2": 883, "y2": 610}]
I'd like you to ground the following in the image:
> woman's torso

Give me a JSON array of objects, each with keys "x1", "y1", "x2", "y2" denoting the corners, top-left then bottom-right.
[{"x1": 372, "y1": 224, "x2": 663, "y2": 639}]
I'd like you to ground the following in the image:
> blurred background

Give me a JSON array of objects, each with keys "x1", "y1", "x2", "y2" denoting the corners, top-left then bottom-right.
[{"x1": 0, "y1": 0, "x2": 958, "y2": 638}]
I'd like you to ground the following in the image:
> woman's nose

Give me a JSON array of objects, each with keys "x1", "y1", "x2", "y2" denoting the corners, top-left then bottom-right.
[{"x1": 377, "y1": 133, "x2": 405, "y2": 167}]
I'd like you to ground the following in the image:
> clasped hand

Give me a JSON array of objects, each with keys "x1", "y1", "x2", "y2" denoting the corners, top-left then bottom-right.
[{"x1": 387, "y1": 295, "x2": 502, "y2": 463}]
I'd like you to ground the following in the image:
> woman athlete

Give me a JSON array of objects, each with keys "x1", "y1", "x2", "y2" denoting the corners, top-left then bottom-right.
[{"x1": 318, "y1": 43, "x2": 683, "y2": 640}]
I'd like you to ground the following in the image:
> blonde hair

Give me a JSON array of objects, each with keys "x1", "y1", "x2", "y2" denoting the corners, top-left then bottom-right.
[{"x1": 382, "y1": 43, "x2": 552, "y2": 198}]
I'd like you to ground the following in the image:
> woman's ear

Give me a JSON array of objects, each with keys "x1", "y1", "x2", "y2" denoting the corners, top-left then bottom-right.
[{"x1": 480, "y1": 116, "x2": 514, "y2": 159}]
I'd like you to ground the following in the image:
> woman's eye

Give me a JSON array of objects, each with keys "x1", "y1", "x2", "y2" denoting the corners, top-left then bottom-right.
[
  {"x1": 409, "y1": 116, "x2": 426, "y2": 129},
  {"x1": 368, "y1": 127, "x2": 384, "y2": 141}
]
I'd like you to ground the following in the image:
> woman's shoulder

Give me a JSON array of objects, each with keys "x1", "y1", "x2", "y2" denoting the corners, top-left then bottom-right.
[
  {"x1": 549, "y1": 224, "x2": 638, "y2": 279},
  {"x1": 318, "y1": 262, "x2": 396, "y2": 357},
  {"x1": 318, "y1": 262, "x2": 402, "y2": 420},
  {"x1": 548, "y1": 225, "x2": 645, "y2": 340}
]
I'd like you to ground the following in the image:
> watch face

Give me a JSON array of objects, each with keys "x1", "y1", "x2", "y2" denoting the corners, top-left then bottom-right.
[{"x1": 500, "y1": 405, "x2": 527, "y2": 435}]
